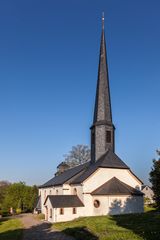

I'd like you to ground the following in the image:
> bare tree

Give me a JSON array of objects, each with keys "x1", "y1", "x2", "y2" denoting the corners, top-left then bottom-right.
[{"x1": 64, "y1": 144, "x2": 90, "y2": 167}]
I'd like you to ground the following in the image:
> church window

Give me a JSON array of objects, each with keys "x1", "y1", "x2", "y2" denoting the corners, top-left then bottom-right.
[
  {"x1": 74, "y1": 188, "x2": 77, "y2": 195},
  {"x1": 60, "y1": 208, "x2": 64, "y2": 215},
  {"x1": 106, "y1": 131, "x2": 111, "y2": 143},
  {"x1": 44, "y1": 190, "x2": 46, "y2": 201},
  {"x1": 92, "y1": 131, "x2": 95, "y2": 145},
  {"x1": 73, "y1": 208, "x2": 77, "y2": 214},
  {"x1": 50, "y1": 208, "x2": 52, "y2": 218},
  {"x1": 94, "y1": 200, "x2": 100, "y2": 208}
]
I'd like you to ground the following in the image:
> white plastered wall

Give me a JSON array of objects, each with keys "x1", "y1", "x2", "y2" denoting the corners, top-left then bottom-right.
[
  {"x1": 83, "y1": 168, "x2": 142, "y2": 193},
  {"x1": 45, "y1": 198, "x2": 83, "y2": 223}
]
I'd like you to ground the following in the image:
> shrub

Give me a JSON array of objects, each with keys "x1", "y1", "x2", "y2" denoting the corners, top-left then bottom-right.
[{"x1": 16, "y1": 208, "x2": 22, "y2": 214}]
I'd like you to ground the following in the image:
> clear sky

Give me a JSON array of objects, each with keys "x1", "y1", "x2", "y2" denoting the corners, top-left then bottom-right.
[{"x1": 0, "y1": 0, "x2": 160, "y2": 186}]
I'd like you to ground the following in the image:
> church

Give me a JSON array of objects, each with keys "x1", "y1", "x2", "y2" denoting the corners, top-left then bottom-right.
[{"x1": 36, "y1": 16, "x2": 144, "y2": 223}]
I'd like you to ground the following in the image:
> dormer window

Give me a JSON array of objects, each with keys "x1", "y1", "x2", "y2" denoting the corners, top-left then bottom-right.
[{"x1": 106, "y1": 131, "x2": 111, "y2": 143}]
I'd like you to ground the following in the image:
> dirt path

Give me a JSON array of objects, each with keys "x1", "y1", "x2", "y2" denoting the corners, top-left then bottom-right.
[{"x1": 19, "y1": 213, "x2": 74, "y2": 240}]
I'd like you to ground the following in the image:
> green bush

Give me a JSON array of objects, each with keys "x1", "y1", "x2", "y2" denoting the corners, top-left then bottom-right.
[
  {"x1": 1, "y1": 210, "x2": 10, "y2": 217},
  {"x1": 16, "y1": 208, "x2": 22, "y2": 214}
]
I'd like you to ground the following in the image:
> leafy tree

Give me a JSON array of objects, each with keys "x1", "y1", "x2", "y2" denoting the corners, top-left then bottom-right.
[
  {"x1": 149, "y1": 150, "x2": 160, "y2": 209},
  {"x1": 0, "y1": 181, "x2": 11, "y2": 210},
  {"x1": 2, "y1": 182, "x2": 38, "y2": 213},
  {"x1": 64, "y1": 144, "x2": 90, "y2": 167}
]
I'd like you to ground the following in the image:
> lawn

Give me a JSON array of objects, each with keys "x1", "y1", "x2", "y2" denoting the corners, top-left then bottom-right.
[
  {"x1": 54, "y1": 210, "x2": 160, "y2": 240},
  {"x1": 0, "y1": 218, "x2": 23, "y2": 240}
]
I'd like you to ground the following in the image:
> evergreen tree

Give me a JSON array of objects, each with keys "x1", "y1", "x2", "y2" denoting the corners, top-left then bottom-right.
[{"x1": 150, "y1": 150, "x2": 160, "y2": 208}]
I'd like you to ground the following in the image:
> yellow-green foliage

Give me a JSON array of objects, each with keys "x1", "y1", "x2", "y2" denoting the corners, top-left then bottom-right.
[{"x1": 16, "y1": 209, "x2": 22, "y2": 214}]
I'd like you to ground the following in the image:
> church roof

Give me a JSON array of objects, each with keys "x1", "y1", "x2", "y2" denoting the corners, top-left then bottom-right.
[
  {"x1": 40, "y1": 149, "x2": 140, "y2": 188},
  {"x1": 70, "y1": 150, "x2": 129, "y2": 184},
  {"x1": 91, "y1": 177, "x2": 143, "y2": 196},
  {"x1": 34, "y1": 196, "x2": 41, "y2": 210},
  {"x1": 93, "y1": 15, "x2": 112, "y2": 125},
  {"x1": 44, "y1": 195, "x2": 84, "y2": 208},
  {"x1": 39, "y1": 162, "x2": 89, "y2": 188}
]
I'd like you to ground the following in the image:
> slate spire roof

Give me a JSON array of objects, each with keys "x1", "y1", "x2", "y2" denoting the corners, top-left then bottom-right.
[{"x1": 93, "y1": 14, "x2": 112, "y2": 125}]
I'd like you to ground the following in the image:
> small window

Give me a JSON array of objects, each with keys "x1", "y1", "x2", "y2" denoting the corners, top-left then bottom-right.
[
  {"x1": 44, "y1": 190, "x2": 46, "y2": 200},
  {"x1": 60, "y1": 208, "x2": 64, "y2": 215},
  {"x1": 74, "y1": 188, "x2": 77, "y2": 195},
  {"x1": 50, "y1": 208, "x2": 52, "y2": 218},
  {"x1": 50, "y1": 190, "x2": 52, "y2": 195},
  {"x1": 73, "y1": 208, "x2": 77, "y2": 214},
  {"x1": 56, "y1": 189, "x2": 58, "y2": 195},
  {"x1": 106, "y1": 131, "x2": 111, "y2": 143},
  {"x1": 146, "y1": 187, "x2": 148, "y2": 191},
  {"x1": 94, "y1": 200, "x2": 100, "y2": 208},
  {"x1": 92, "y1": 131, "x2": 95, "y2": 145}
]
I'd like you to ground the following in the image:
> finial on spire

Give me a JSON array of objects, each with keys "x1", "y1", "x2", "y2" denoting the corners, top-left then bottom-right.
[{"x1": 102, "y1": 12, "x2": 104, "y2": 29}]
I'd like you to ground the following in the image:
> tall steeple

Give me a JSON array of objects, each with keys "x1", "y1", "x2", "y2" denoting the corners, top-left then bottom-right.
[{"x1": 91, "y1": 14, "x2": 115, "y2": 163}]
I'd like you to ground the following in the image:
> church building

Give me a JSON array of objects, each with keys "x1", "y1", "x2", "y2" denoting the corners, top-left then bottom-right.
[{"x1": 36, "y1": 16, "x2": 144, "y2": 222}]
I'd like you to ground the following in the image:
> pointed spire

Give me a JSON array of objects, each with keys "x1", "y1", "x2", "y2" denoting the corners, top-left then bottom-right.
[
  {"x1": 102, "y1": 12, "x2": 104, "y2": 30},
  {"x1": 91, "y1": 15, "x2": 115, "y2": 163},
  {"x1": 93, "y1": 14, "x2": 112, "y2": 124}
]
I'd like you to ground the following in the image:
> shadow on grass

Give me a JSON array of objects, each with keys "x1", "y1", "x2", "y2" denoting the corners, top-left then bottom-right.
[
  {"x1": 0, "y1": 229, "x2": 22, "y2": 240},
  {"x1": 62, "y1": 226, "x2": 98, "y2": 240},
  {"x1": 0, "y1": 217, "x2": 23, "y2": 240},
  {"x1": 107, "y1": 195, "x2": 160, "y2": 240},
  {"x1": 111, "y1": 211, "x2": 160, "y2": 240}
]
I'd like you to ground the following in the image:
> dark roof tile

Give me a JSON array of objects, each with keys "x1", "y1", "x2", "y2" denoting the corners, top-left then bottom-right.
[
  {"x1": 91, "y1": 177, "x2": 143, "y2": 196},
  {"x1": 44, "y1": 195, "x2": 84, "y2": 208}
]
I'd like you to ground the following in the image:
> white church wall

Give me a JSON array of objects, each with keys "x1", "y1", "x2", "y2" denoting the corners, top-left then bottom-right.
[
  {"x1": 70, "y1": 184, "x2": 84, "y2": 201},
  {"x1": 83, "y1": 168, "x2": 142, "y2": 193},
  {"x1": 108, "y1": 195, "x2": 144, "y2": 215},
  {"x1": 62, "y1": 184, "x2": 71, "y2": 195}
]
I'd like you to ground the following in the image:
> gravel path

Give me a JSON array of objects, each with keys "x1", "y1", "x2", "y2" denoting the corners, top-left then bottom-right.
[{"x1": 19, "y1": 213, "x2": 74, "y2": 240}]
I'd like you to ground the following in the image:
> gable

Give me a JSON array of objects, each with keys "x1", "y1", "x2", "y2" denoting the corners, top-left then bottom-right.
[
  {"x1": 82, "y1": 168, "x2": 142, "y2": 193},
  {"x1": 91, "y1": 177, "x2": 143, "y2": 196}
]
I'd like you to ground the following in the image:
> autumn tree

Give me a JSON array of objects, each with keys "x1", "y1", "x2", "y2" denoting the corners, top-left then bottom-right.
[{"x1": 150, "y1": 150, "x2": 160, "y2": 209}]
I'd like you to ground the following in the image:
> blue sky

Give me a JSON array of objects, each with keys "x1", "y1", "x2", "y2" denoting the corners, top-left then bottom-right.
[{"x1": 0, "y1": 0, "x2": 160, "y2": 185}]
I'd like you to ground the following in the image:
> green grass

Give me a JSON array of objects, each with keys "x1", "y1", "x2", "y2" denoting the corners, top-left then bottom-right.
[
  {"x1": 144, "y1": 205, "x2": 156, "y2": 212},
  {"x1": 54, "y1": 210, "x2": 160, "y2": 240},
  {"x1": 0, "y1": 218, "x2": 23, "y2": 240}
]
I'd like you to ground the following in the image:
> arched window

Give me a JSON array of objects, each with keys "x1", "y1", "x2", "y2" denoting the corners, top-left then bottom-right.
[
  {"x1": 94, "y1": 200, "x2": 100, "y2": 208},
  {"x1": 56, "y1": 189, "x2": 58, "y2": 195},
  {"x1": 60, "y1": 208, "x2": 64, "y2": 215},
  {"x1": 44, "y1": 190, "x2": 46, "y2": 200},
  {"x1": 74, "y1": 188, "x2": 77, "y2": 195},
  {"x1": 73, "y1": 208, "x2": 77, "y2": 214},
  {"x1": 106, "y1": 131, "x2": 111, "y2": 143},
  {"x1": 92, "y1": 131, "x2": 95, "y2": 145},
  {"x1": 50, "y1": 209, "x2": 52, "y2": 218},
  {"x1": 49, "y1": 190, "x2": 52, "y2": 195}
]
